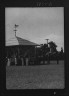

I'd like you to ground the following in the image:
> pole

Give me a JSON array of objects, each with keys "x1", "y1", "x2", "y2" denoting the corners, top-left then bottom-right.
[
  {"x1": 45, "y1": 39, "x2": 50, "y2": 64},
  {"x1": 14, "y1": 24, "x2": 19, "y2": 37},
  {"x1": 45, "y1": 39, "x2": 49, "y2": 45}
]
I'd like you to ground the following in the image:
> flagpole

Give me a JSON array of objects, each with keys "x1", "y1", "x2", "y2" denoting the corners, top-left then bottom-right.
[
  {"x1": 45, "y1": 39, "x2": 49, "y2": 45},
  {"x1": 13, "y1": 24, "x2": 19, "y2": 66},
  {"x1": 14, "y1": 24, "x2": 19, "y2": 37}
]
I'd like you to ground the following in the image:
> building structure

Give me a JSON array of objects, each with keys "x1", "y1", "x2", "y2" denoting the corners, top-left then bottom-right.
[{"x1": 5, "y1": 36, "x2": 38, "y2": 66}]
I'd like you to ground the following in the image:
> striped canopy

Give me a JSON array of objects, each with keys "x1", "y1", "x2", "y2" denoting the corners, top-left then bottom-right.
[{"x1": 5, "y1": 36, "x2": 39, "y2": 46}]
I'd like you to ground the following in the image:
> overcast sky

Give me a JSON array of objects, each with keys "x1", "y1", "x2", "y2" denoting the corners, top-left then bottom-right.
[{"x1": 5, "y1": 7, "x2": 64, "y2": 51}]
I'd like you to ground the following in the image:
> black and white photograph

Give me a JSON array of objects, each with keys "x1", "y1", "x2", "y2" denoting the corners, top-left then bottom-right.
[{"x1": 5, "y1": 7, "x2": 64, "y2": 89}]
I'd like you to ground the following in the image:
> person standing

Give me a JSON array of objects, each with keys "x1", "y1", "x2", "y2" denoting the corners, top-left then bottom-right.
[
  {"x1": 21, "y1": 57, "x2": 24, "y2": 66},
  {"x1": 15, "y1": 57, "x2": 17, "y2": 66},
  {"x1": 26, "y1": 56, "x2": 29, "y2": 66},
  {"x1": 7, "y1": 58, "x2": 10, "y2": 66}
]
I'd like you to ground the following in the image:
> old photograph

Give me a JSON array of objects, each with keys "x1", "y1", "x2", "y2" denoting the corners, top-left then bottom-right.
[{"x1": 5, "y1": 7, "x2": 64, "y2": 89}]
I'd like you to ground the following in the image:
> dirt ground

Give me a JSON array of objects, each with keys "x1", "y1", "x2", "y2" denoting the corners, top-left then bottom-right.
[{"x1": 6, "y1": 60, "x2": 64, "y2": 89}]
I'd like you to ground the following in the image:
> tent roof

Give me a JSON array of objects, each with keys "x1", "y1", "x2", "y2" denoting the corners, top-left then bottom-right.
[{"x1": 5, "y1": 36, "x2": 39, "y2": 46}]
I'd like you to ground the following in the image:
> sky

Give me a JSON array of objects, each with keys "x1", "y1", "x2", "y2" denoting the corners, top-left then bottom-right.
[{"x1": 5, "y1": 7, "x2": 64, "y2": 51}]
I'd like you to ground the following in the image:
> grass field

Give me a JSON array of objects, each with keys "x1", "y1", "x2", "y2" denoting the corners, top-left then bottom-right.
[{"x1": 6, "y1": 60, "x2": 64, "y2": 89}]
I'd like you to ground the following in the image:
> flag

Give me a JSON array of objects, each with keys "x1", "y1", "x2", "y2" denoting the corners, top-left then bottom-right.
[{"x1": 15, "y1": 24, "x2": 19, "y2": 27}]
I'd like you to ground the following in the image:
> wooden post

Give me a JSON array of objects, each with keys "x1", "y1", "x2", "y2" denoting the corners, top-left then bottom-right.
[
  {"x1": 47, "y1": 53, "x2": 50, "y2": 64},
  {"x1": 35, "y1": 46, "x2": 36, "y2": 55}
]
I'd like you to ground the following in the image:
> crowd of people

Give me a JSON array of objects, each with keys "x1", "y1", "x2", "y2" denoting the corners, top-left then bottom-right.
[{"x1": 6, "y1": 42, "x2": 64, "y2": 66}]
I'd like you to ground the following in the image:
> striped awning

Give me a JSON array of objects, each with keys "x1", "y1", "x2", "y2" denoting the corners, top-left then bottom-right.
[{"x1": 5, "y1": 36, "x2": 39, "y2": 46}]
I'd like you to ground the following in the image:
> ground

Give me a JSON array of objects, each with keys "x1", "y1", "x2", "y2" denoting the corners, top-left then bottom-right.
[{"x1": 6, "y1": 60, "x2": 64, "y2": 89}]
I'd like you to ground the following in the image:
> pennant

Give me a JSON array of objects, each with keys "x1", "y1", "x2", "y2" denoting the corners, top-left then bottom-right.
[{"x1": 15, "y1": 24, "x2": 19, "y2": 27}]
